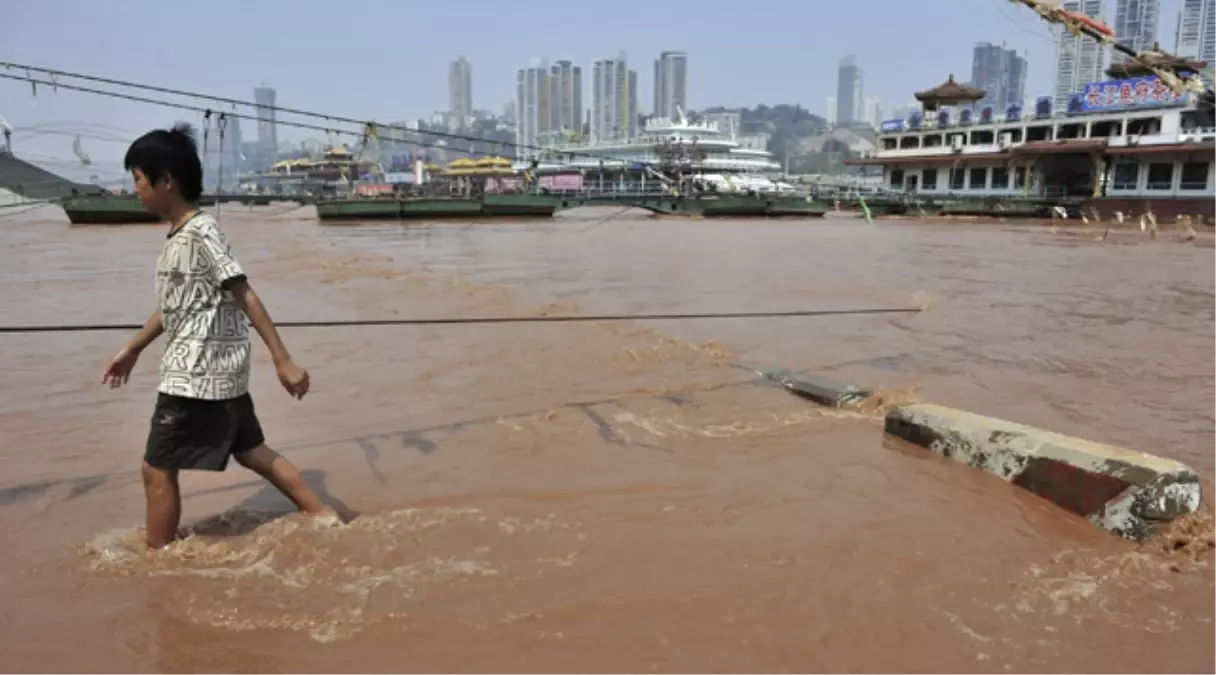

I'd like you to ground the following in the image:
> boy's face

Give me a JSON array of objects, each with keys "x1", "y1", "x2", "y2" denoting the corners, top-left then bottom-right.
[{"x1": 131, "y1": 168, "x2": 171, "y2": 215}]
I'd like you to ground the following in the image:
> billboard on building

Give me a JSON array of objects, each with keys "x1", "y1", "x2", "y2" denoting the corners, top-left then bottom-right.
[
  {"x1": 1079, "y1": 76, "x2": 1190, "y2": 112},
  {"x1": 538, "y1": 173, "x2": 584, "y2": 190}
]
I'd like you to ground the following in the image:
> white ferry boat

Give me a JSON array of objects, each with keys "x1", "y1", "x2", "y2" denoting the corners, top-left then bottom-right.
[
  {"x1": 847, "y1": 67, "x2": 1214, "y2": 222},
  {"x1": 521, "y1": 109, "x2": 793, "y2": 194}
]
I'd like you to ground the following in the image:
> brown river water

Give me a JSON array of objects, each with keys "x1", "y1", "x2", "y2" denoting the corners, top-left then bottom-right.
[{"x1": 0, "y1": 204, "x2": 1212, "y2": 673}]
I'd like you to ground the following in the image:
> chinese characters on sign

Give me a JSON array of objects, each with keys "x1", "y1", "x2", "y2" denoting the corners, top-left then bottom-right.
[{"x1": 1080, "y1": 76, "x2": 1188, "y2": 112}]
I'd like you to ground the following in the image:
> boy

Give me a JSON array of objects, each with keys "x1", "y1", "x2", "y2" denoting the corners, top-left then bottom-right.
[{"x1": 102, "y1": 123, "x2": 334, "y2": 548}]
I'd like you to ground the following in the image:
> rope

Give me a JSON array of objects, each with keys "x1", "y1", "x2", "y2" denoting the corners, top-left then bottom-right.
[
  {"x1": 0, "y1": 63, "x2": 662, "y2": 166},
  {"x1": 0, "y1": 307, "x2": 921, "y2": 334},
  {"x1": 215, "y1": 113, "x2": 227, "y2": 222},
  {"x1": 0, "y1": 73, "x2": 497, "y2": 166}
]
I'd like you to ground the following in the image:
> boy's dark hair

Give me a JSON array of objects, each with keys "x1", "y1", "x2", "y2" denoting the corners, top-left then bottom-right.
[{"x1": 123, "y1": 122, "x2": 204, "y2": 202}]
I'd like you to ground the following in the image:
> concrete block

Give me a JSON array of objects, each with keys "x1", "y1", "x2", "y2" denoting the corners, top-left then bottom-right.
[
  {"x1": 762, "y1": 370, "x2": 871, "y2": 408},
  {"x1": 884, "y1": 403, "x2": 1202, "y2": 541}
]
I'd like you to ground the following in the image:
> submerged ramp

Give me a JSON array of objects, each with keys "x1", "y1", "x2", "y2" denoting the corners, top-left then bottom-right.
[{"x1": 884, "y1": 403, "x2": 1202, "y2": 541}]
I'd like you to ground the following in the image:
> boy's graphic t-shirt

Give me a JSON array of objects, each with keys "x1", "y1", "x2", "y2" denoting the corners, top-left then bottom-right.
[{"x1": 155, "y1": 212, "x2": 251, "y2": 400}]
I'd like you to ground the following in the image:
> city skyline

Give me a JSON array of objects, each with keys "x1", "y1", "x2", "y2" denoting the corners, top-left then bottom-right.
[{"x1": 0, "y1": 0, "x2": 1198, "y2": 163}]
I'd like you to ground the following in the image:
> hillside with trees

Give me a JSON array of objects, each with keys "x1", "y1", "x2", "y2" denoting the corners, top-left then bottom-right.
[{"x1": 697, "y1": 104, "x2": 875, "y2": 174}]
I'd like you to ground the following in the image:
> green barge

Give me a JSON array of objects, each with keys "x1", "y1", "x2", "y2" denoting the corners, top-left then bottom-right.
[
  {"x1": 315, "y1": 193, "x2": 828, "y2": 221},
  {"x1": 56, "y1": 191, "x2": 828, "y2": 224},
  {"x1": 315, "y1": 193, "x2": 558, "y2": 220},
  {"x1": 60, "y1": 193, "x2": 313, "y2": 225},
  {"x1": 62, "y1": 194, "x2": 161, "y2": 224}
]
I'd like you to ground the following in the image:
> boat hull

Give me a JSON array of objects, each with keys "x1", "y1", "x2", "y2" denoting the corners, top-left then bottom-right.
[
  {"x1": 316, "y1": 194, "x2": 829, "y2": 221},
  {"x1": 61, "y1": 195, "x2": 161, "y2": 225},
  {"x1": 316, "y1": 196, "x2": 556, "y2": 221},
  {"x1": 560, "y1": 194, "x2": 827, "y2": 217},
  {"x1": 477, "y1": 194, "x2": 557, "y2": 217}
]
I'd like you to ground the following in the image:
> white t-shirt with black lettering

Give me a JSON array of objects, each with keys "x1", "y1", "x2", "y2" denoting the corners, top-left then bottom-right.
[{"x1": 155, "y1": 212, "x2": 251, "y2": 400}]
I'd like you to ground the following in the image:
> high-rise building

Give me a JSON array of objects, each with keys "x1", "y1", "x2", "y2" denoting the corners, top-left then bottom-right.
[
  {"x1": 1174, "y1": 0, "x2": 1215, "y2": 64},
  {"x1": 253, "y1": 84, "x2": 277, "y2": 166},
  {"x1": 825, "y1": 96, "x2": 837, "y2": 125},
  {"x1": 448, "y1": 58, "x2": 473, "y2": 123},
  {"x1": 970, "y1": 42, "x2": 1028, "y2": 110},
  {"x1": 862, "y1": 96, "x2": 884, "y2": 127},
  {"x1": 547, "y1": 60, "x2": 583, "y2": 135},
  {"x1": 836, "y1": 55, "x2": 863, "y2": 125},
  {"x1": 515, "y1": 62, "x2": 546, "y2": 158},
  {"x1": 653, "y1": 50, "x2": 688, "y2": 118},
  {"x1": 591, "y1": 52, "x2": 638, "y2": 143},
  {"x1": 1113, "y1": 0, "x2": 1161, "y2": 63},
  {"x1": 1052, "y1": 0, "x2": 1107, "y2": 111}
]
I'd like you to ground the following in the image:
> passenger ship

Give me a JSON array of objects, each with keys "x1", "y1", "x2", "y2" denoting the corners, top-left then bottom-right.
[
  {"x1": 523, "y1": 110, "x2": 789, "y2": 194},
  {"x1": 847, "y1": 64, "x2": 1215, "y2": 222}
]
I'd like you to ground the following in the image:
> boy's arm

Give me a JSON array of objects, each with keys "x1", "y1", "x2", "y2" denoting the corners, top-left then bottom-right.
[
  {"x1": 127, "y1": 310, "x2": 163, "y2": 353},
  {"x1": 227, "y1": 278, "x2": 311, "y2": 399},
  {"x1": 226, "y1": 279, "x2": 291, "y2": 365},
  {"x1": 192, "y1": 222, "x2": 310, "y2": 398}
]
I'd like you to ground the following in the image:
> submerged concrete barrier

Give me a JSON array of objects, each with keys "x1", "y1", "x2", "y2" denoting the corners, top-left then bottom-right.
[
  {"x1": 884, "y1": 403, "x2": 1202, "y2": 541},
  {"x1": 760, "y1": 370, "x2": 870, "y2": 408}
]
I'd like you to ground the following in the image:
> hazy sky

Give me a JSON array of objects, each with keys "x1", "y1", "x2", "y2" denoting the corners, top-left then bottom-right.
[{"x1": 0, "y1": 0, "x2": 1187, "y2": 169}]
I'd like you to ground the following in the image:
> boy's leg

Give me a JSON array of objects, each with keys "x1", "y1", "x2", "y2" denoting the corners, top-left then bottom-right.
[
  {"x1": 227, "y1": 394, "x2": 333, "y2": 516},
  {"x1": 234, "y1": 445, "x2": 331, "y2": 515},
  {"x1": 145, "y1": 392, "x2": 234, "y2": 549},
  {"x1": 141, "y1": 461, "x2": 181, "y2": 548}
]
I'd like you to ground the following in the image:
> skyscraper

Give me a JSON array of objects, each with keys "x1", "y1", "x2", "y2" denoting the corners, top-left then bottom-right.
[
  {"x1": 448, "y1": 58, "x2": 473, "y2": 122},
  {"x1": 547, "y1": 60, "x2": 583, "y2": 135},
  {"x1": 865, "y1": 97, "x2": 884, "y2": 127},
  {"x1": 591, "y1": 52, "x2": 638, "y2": 143},
  {"x1": 835, "y1": 55, "x2": 863, "y2": 125},
  {"x1": 653, "y1": 50, "x2": 688, "y2": 118},
  {"x1": 253, "y1": 84, "x2": 277, "y2": 165},
  {"x1": 1174, "y1": 0, "x2": 1215, "y2": 64},
  {"x1": 1052, "y1": 0, "x2": 1107, "y2": 111},
  {"x1": 1113, "y1": 0, "x2": 1161, "y2": 63},
  {"x1": 515, "y1": 62, "x2": 546, "y2": 158},
  {"x1": 970, "y1": 42, "x2": 1028, "y2": 110}
]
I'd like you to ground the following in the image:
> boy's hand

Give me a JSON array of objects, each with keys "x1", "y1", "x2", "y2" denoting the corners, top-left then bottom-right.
[
  {"x1": 102, "y1": 347, "x2": 140, "y2": 389},
  {"x1": 276, "y1": 360, "x2": 310, "y2": 400}
]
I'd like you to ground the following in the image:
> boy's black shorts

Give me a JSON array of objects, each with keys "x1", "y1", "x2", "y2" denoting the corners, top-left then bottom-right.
[{"x1": 145, "y1": 393, "x2": 265, "y2": 471}]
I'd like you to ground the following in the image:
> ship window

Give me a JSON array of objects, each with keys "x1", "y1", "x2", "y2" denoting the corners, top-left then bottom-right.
[
  {"x1": 949, "y1": 169, "x2": 965, "y2": 190},
  {"x1": 1112, "y1": 163, "x2": 1139, "y2": 190},
  {"x1": 899, "y1": 136, "x2": 920, "y2": 149},
  {"x1": 1146, "y1": 163, "x2": 1174, "y2": 190},
  {"x1": 1091, "y1": 120, "x2": 1121, "y2": 137},
  {"x1": 1057, "y1": 123, "x2": 1085, "y2": 139},
  {"x1": 923, "y1": 135, "x2": 944, "y2": 148},
  {"x1": 1126, "y1": 117, "x2": 1162, "y2": 135},
  {"x1": 970, "y1": 130, "x2": 995, "y2": 145},
  {"x1": 1026, "y1": 126, "x2": 1051, "y2": 142},
  {"x1": 922, "y1": 169, "x2": 938, "y2": 190},
  {"x1": 968, "y1": 167, "x2": 987, "y2": 189},
  {"x1": 882, "y1": 137, "x2": 898, "y2": 150},
  {"x1": 1180, "y1": 162, "x2": 1210, "y2": 190},
  {"x1": 991, "y1": 167, "x2": 1010, "y2": 188},
  {"x1": 889, "y1": 169, "x2": 905, "y2": 189},
  {"x1": 1014, "y1": 167, "x2": 1027, "y2": 188}
]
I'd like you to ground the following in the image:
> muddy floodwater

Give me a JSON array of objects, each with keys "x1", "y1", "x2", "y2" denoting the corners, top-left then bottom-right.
[{"x1": 0, "y1": 204, "x2": 1212, "y2": 673}]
